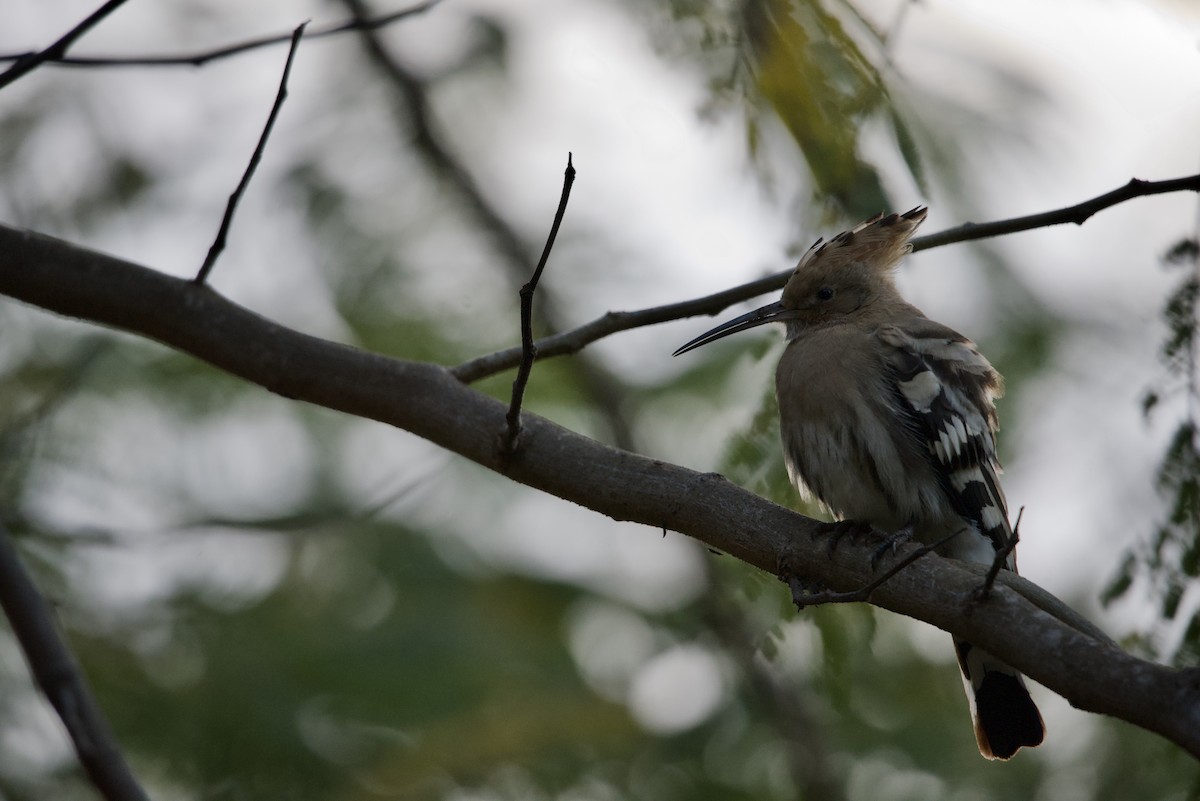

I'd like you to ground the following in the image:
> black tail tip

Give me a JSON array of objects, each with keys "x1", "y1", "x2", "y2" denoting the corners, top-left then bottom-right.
[{"x1": 975, "y1": 672, "x2": 1045, "y2": 760}]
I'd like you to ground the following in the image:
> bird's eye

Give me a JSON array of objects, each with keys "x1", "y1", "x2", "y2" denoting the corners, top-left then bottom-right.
[{"x1": 817, "y1": 286, "x2": 835, "y2": 301}]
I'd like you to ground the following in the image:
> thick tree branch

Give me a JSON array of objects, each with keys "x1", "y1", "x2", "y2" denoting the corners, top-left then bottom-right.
[
  {"x1": 0, "y1": 1, "x2": 441, "y2": 69},
  {"x1": 0, "y1": 522, "x2": 150, "y2": 801},
  {"x1": 784, "y1": 528, "x2": 965, "y2": 609},
  {"x1": 453, "y1": 173, "x2": 1200, "y2": 383},
  {"x1": 1, "y1": 222, "x2": 1197, "y2": 758}
]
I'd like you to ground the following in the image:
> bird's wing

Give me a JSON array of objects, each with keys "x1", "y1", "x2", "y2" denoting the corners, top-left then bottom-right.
[{"x1": 876, "y1": 318, "x2": 1013, "y2": 555}]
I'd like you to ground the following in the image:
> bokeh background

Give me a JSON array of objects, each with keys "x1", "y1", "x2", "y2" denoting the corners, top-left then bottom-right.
[{"x1": 2, "y1": 0, "x2": 1200, "y2": 799}]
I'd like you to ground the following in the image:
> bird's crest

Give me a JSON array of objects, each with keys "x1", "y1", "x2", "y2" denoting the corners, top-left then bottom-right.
[
  {"x1": 780, "y1": 206, "x2": 927, "y2": 311},
  {"x1": 788, "y1": 205, "x2": 926, "y2": 282}
]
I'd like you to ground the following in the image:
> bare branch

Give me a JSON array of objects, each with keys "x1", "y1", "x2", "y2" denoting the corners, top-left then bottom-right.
[
  {"x1": 0, "y1": 1, "x2": 440, "y2": 70},
  {"x1": 339, "y1": 0, "x2": 533, "y2": 281},
  {"x1": 502, "y1": 154, "x2": 576, "y2": 454},
  {"x1": 0, "y1": 0, "x2": 131, "y2": 90},
  {"x1": 913, "y1": 174, "x2": 1200, "y2": 251},
  {"x1": 451, "y1": 272, "x2": 785, "y2": 383},
  {"x1": 2, "y1": 222, "x2": 1198, "y2": 758},
  {"x1": 195, "y1": 22, "x2": 307, "y2": 285},
  {"x1": 453, "y1": 173, "x2": 1200, "y2": 383},
  {"x1": 0, "y1": 521, "x2": 150, "y2": 801},
  {"x1": 337, "y1": 0, "x2": 638, "y2": 448}
]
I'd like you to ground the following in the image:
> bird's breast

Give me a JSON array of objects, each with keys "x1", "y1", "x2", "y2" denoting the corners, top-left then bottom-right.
[{"x1": 773, "y1": 325, "x2": 954, "y2": 532}]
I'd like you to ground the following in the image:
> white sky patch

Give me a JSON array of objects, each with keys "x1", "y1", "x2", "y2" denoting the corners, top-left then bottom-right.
[
  {"x1": 565, "y1": 598, "x2": 660, "y2": 701},
  {"x1": 70, "y1": 528, "x2": 291, "y2": 617},
  {"x1": 628, "y1": 643, "x2": 726, "y2": 734}
]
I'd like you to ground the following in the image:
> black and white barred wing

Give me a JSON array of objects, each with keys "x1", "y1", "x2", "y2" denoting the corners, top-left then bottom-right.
[
  {"x1": 876, "y1": 319, "x2": 1013, "y2": 558},
  {"x1": 878, "y1": 318, "x2": 1044, "y2": 759}
]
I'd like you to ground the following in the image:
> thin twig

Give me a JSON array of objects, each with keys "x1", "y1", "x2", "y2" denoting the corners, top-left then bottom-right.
[
  {"x1": 0, "y1": 522, "x2": 150, "y2": 801},
  {"x1": 194, "y1": 22, "x2": 307, "y2": 285},
  {"x1": 450, "y1": 273, "x2": 784, "y2": 383},
  {"x1": 0, "y1": 1, "x2": 440, "y2": 69},
  {"x1": 978, "y1": 506, "x2": 1024, "y2": 600},
  {"x1": 0, "y1": 0, "x2": 130, "y2": 90},
  {"x1": 501, "y1": 154, "x2": 576, "y2": 454},
  {"x1": 452, "y1": 173, "x2": 1200, "y2": 384},
  {"x1": 783, "y1": 528, "x2": 964, "y2": 610},
  {"x1": 339, "y1": 0, "x2": 636, "y2": 449},
  {"x1": 913, "y1": 174, "x2": 1200, "y2": 251}
]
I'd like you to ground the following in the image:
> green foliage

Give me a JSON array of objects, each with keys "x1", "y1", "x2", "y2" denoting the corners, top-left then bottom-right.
[
  {"x1": 651, "y1": 0, "x2": 914, "y2": 216},
  {"x1": 718, "y1": 381, "x2": 799, "y2": 510},
  {"x1": 743, "y1": 0, "x2": 890, "y2": 215},
  {"x1": 1106, "y1": 237, "x2": 1200, "y2": 665},
  {"x1": 72, "y1": 525, "x2": 642, "y2": 799}
]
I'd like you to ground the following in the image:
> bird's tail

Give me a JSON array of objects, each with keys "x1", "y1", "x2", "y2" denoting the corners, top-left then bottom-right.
[
  {"x1": 954, "y1": 637, "x2": 1045, "y2": 759},
  {"x1": 939, "y1": 491, "x2": 1043, "y2": 758}
]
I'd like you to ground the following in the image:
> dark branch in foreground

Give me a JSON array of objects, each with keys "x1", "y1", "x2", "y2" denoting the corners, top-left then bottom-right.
[
  {"x1": 0, "y1": 1, "x2": 441, "y2": 69},
  {"x1": 195, "y1": 22, "x2": 307, "y2": 285},
  {"x1": 0, "y1": 0, "x2": 130, "y2": 90},
  {"x1": 784, "y1": 529, "x2": 964, "y2": 610},
  {"x1": 1, "y1": 222, "x2": 1197, "y2": 758},
  {"x1": 0, "y1": 522, "x2": 150, "y2": 801},
  {"x1": 452, "y1": 173, "x2": 1200, "y2": 384},
  {"x1": 502, "y1": 154, "x2": 576, "y2": 454}
]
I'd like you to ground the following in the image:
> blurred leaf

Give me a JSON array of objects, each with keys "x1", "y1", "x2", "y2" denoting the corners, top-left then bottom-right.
[
  {"x1": 70, "y1": 522, "x2": 642, "y2": 798},
  {"x1": 743, "y1": 0, "x2": 888, "y2": 214},
  {"x1": 1101, "y1": 552, "x2": 1135, "y2": 605},
  {"x1": 887, "y1": 105, "x2": 929, "y2": 197},
  {"x1": 1117, "y1": 235, "x2": 1200, "y2": 665}
]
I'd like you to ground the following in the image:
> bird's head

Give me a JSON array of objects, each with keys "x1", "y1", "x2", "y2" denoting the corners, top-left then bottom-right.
[{"x1": 674, "y1": 207, "x2": 927, "y2": 356}]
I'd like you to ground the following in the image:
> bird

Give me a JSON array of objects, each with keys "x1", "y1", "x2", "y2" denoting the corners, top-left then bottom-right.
[{"x1": 673, "y1": 207, "x2": 1045, "y2": 760}]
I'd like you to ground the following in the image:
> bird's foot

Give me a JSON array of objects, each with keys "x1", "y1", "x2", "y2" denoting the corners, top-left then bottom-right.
[
  {"x1": 777, "y1": 550, "x2": 831, "y2": 610},
  {"x1": 815, "y1": 518, "x2": 875, "y2": 558},
  {"x1": 869, "y1": 523, "x2": 916, "y2": 570},
  {"x1": 784, "y1": 573, "x2": 830, "y2": 610}
]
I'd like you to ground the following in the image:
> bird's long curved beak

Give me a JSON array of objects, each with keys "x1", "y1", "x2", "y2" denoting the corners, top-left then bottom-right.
[{"x1": 673, "y1": 300, "x2": 791, "y2": 356}]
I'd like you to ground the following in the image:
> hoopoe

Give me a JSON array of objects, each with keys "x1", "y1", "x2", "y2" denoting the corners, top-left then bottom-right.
[{"x1": 674, "y1": 207, "x2": 1044, "y2": 760}]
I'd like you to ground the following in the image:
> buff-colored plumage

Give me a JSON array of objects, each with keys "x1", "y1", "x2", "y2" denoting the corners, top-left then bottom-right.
[{"x1": 676, "y1": 208, "x2": 1044, "y2": 760}]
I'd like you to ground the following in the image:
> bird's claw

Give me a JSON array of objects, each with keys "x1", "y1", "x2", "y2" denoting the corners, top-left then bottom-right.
[
  {"x1": 777, "y1": 551, "x2": 830, "y2": 610},
  {"x1": 869, "y1": 523, "x2": 916, "y2": 570},
  {"x1": 817, "y1": 518, "x2": 875, "y2": 557}
]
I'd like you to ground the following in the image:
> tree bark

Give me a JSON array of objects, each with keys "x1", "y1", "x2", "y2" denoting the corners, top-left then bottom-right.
[{"x1": 1, "y1": 222, "x2": 1198, "y2": 758}]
